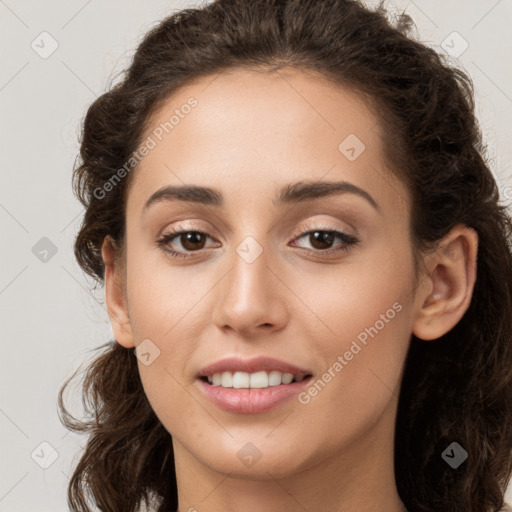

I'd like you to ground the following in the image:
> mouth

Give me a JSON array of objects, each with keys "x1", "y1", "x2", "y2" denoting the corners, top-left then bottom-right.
[{"x1": 196, "y1": 356, "x2": 313, "y2": 414}]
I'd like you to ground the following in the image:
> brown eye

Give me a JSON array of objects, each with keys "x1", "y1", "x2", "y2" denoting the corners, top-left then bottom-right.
[
  {"x1": 308, "y1": 231, "x2": 335, "y2": 250},
  {"x1": 157, "y1": 229, "x2": 218, "y2": 258},
  {"x1": 292, "y1": 227, "x2": 359, "y2": 256},
  {"x1": 179, "y1": 232, "x2": 207, "y2": 251}
]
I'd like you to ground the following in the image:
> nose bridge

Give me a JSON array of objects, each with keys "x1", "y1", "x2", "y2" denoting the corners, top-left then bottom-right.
[
  {"x1": 213, "y1": 233, "x2": 287, "y2": 333},
  {"x1": 227, "y1": 234, "x2": 271, "y2": 312}
]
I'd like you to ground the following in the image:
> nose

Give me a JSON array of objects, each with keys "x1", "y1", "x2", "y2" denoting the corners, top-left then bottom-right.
[{"x1": 212, "y1": 241, "x2": 288, "y2": 337}]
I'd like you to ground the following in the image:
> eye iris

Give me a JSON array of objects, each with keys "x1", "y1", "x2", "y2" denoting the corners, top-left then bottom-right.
[
  {"x1": 310, "y1": 231, "x2": 334, "y2": 250},
  {"x1": 182, "y1": 232, "x2": 206, "y2": 250}
]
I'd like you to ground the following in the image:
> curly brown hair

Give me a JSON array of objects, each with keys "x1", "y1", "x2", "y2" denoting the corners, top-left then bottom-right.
[{"x1": 58, "y1": 0, "x2": 512, "y2": 511}]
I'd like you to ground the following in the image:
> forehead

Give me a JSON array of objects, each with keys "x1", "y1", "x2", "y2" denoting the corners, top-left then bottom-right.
[{"x1": 129, "y1": 67, "x2": 408, "y2": 216}]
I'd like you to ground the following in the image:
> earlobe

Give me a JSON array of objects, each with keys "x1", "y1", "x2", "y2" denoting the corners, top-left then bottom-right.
[
  {"x1": 412, "y1": 225, "x2": 478, "y2": 341},
  {"x1": 101, "y1": 236, "x2": 135, "y2": 348}
]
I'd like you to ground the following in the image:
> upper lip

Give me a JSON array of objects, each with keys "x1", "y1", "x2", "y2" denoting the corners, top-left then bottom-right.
[{"x1": 198, "y1": 356, "x2": 312, "y2": 378}]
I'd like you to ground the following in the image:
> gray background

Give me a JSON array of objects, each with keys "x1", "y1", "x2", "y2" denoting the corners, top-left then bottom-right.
[{"x1": 1, "y1": 1, "x2": 511, "y2": 510}]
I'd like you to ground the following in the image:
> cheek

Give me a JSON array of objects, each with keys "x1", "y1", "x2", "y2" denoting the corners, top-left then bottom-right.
[
  {"x1": 125, "y1": 240, "x2": 207, "y2": 339},
  {"x1": 294, "y1": 249, "x2": 415, "y2": 434},
  {"x1": 298, "y1": 244, "x2": 414, "y2": 352}
]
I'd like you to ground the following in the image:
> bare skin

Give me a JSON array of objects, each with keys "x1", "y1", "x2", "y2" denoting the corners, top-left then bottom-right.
[{"x1": 102, "y1": 67, "x2": 478, "y2": 512}]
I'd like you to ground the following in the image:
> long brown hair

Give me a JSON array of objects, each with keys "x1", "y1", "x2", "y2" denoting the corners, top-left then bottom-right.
[{"x1": 58, "y1": 1, "x2": 512, "y2": 510}]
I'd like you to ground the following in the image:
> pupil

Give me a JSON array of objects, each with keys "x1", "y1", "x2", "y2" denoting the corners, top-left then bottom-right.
[
  {"x1": 311, "y1": 231, "x2": 333, "y2": 249},
  {"x1": 183, "y1": 232, "x2": 205, "y2": 250}
]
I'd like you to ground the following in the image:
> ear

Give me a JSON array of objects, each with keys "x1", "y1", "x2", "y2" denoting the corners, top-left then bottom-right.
[
  {"x1": 412, "y1": 225, "x2": 478, "y2": 341},
  {"x1": 101, "y1": 236, "x2": 135, "y2": 348}
]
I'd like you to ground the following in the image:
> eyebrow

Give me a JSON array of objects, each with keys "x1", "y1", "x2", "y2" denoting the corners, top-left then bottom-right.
[{"x1": 143, "y1": 180, "x2": 380, "y2": 212}]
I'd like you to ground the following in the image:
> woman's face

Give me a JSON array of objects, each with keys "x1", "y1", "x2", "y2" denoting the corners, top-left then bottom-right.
[{"x1": 116, "y1": 68, "x2": 420, "y2": 479}]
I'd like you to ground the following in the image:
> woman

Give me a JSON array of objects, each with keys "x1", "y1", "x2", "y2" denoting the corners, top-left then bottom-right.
[{"x1": 58, "y1": 0, "x2": 512, "y2": 511}]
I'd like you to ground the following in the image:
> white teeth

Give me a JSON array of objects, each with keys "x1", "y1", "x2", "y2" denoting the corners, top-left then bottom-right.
[
  {"x1": 250, "y1": 371, "x2": 268, "y2": 388},
  {"x1": 220, "y1": 372, "x2": 233, "y2": 388},
  {"x1": 207, "y1": 370, "x2": 305, "y2": 389},
  {"x1": 232, "y1": 371, "x2": 250, "y2": 389},
  {"x1": 268, "y1": 370, "x2": 283, "y2": 386}
]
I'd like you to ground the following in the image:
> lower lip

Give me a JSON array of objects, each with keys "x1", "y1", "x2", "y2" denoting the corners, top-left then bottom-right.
[{"x1": 197, "y1": 377, "x2": 311, "y2": 414}]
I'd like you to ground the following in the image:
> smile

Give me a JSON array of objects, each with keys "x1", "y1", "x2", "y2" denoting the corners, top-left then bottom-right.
[
  {"x1": 197, "y1": 356, "x2": 313, "y2": 413},
  {"x1": 202, "y1": 370, "x2": 309, "y2": 389}
]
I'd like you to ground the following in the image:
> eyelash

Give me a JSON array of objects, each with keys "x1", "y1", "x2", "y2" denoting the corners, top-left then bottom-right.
[{"x1": 156, "y1": 225, "x2": 359, "y2": 259}]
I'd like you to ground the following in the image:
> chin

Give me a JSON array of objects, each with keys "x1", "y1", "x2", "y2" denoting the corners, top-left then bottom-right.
[{"x1": 181, "y1": 432, "x2": 320, "y2": 480}]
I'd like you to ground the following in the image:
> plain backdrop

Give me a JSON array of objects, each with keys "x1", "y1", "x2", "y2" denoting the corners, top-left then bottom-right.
[{"x1": 1, "y1": 1, "x2": 511, "y2": 510}]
